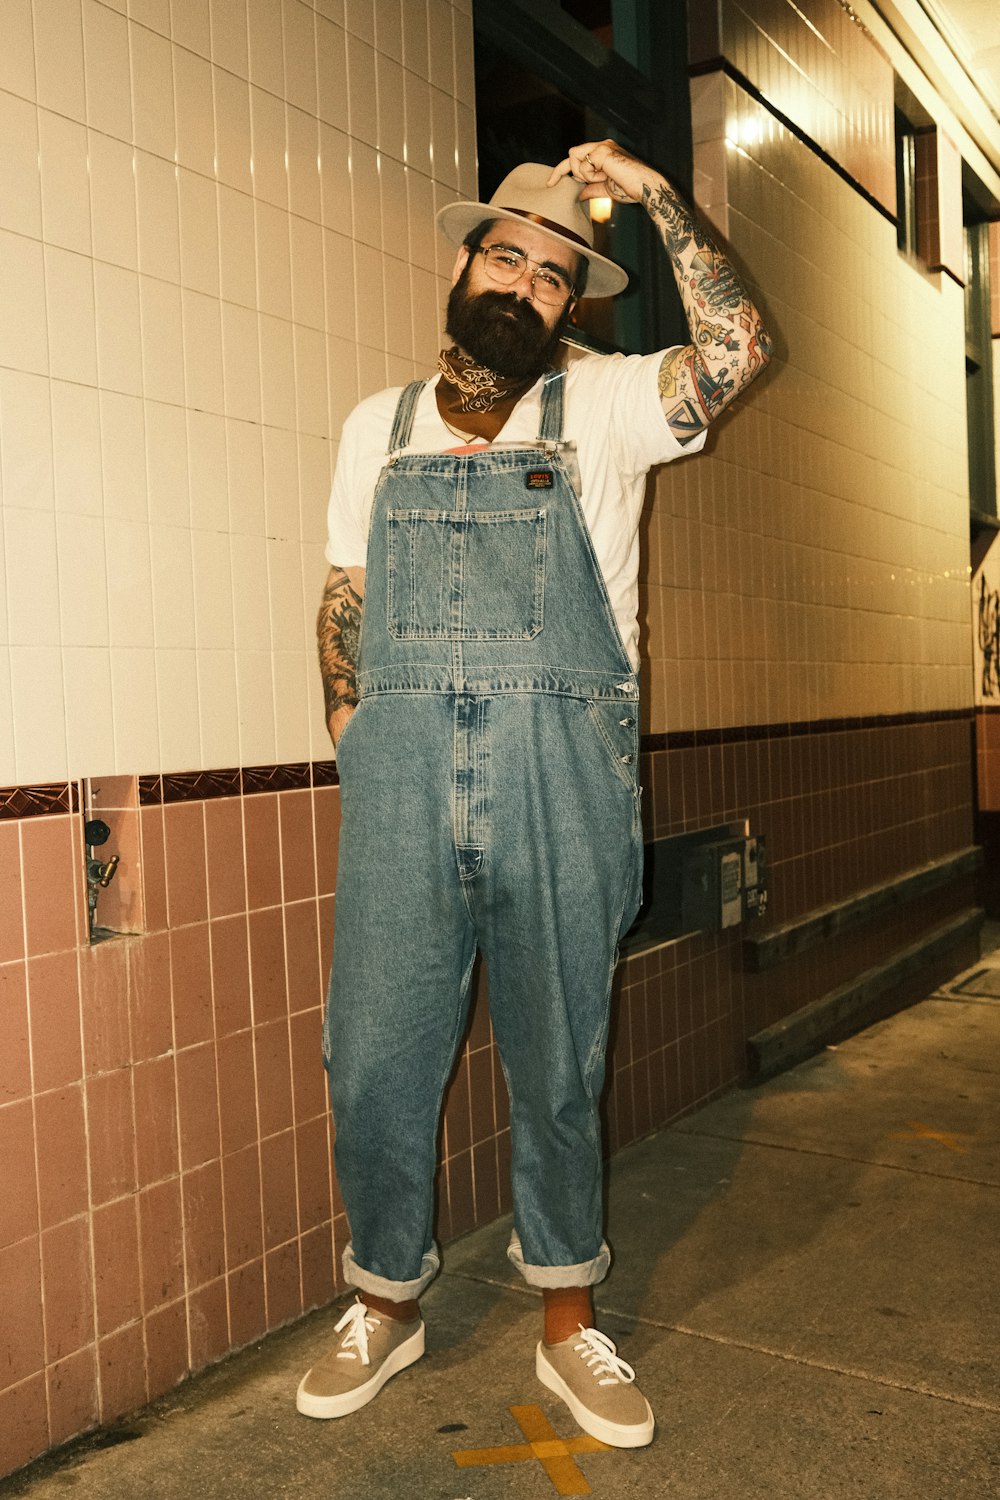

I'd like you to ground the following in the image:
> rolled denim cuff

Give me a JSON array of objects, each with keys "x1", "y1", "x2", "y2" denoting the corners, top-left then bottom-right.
[
  {"x1": 342, "y1": 1241, "x2": 440, "y2": 1301},
  {"x1": 506, "y1": 1230, "x2": 611, "y2": 1288}
]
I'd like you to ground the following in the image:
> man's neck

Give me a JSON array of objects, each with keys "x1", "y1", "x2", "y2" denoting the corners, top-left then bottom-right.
[{"x1": 434, "y1": 346, "x2": 543, "y2": 442}]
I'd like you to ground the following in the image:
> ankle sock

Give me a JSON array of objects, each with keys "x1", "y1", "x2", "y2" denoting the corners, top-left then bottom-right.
[
  {"x1": 543, "y1": 1286, "x2": 594, "y2": 1346},
  {"x1": 363, "y1": 1292, "x2": 420, "y2": 1322}
]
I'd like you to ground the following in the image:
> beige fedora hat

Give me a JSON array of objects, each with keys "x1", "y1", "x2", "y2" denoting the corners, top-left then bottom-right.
[{"x1": 436, "y1": 162, "x2": 629, "y2": 299}]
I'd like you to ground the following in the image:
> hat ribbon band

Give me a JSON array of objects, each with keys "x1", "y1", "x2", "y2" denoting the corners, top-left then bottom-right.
[{"x1": 496, "y1": 208, "x2": 591, "y2": 252}]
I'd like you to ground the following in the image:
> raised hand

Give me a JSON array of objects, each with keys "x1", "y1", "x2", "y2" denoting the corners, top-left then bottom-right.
[{"x1": 546, "y1": 140, "x2": 655, "y2": 205}]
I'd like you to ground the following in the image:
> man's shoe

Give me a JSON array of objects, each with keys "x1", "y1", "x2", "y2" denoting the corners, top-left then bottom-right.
[
  {"x1": 536, "y1": 1325, "x2": 655, "y2": 1448},
  {"x1": 296, "y1": 1298, "x2": 425, "y2": 1418}
]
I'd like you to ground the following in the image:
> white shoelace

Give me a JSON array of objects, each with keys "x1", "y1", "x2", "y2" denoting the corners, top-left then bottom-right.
[
  {"x1": 572, "y1": 1326, "x2": 637, "y2": 1386},
  {"x1": 333, "y1": 1300, "x2": 380, "y2": 1367}
]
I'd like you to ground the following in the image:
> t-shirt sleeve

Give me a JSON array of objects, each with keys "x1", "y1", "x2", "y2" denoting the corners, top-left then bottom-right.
[
  {"x1": 323, "y1": 393, "x2": 397, "y2": 568},
  {"x1": 601, "y1": 349, "x2": 709, "y2": 476},
  {"x1": 324, "y1": 410, "x2": 369, "y2": 568}
]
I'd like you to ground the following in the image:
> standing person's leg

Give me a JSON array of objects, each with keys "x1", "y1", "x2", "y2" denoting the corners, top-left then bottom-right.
[
  {"x1": 474, "y1": 693, "x2": 652, "y2": 1447},
  {"x1": 298, "y1": 695, "x2": 477, "y2": 1418}
]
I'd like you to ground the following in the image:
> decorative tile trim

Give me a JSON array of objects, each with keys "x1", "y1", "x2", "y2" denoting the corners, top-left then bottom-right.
[
  {"x1": 161, "y1": 768, "x2": 242, "y2": 804},
  {"x1": 137, "y1": 762, "x2": 339, "y2": 804},
  {"x1": 0, "y1": 710, "x2": 968, "y2": 818},
  {"x1": 641, "y1": 707, "x2": 973, "y2": 754},
  {"x1": 241, "y1": 762, "x2": 312, "y2": 795},
  {"x1": 0, "y1": 782, "x2": 77, "y2": 820}
]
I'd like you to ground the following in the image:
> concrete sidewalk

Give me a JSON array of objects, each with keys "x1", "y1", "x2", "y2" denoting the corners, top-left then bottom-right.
[{"x1": 5, "y1": 952, "x2": 999, "y2": 1499}]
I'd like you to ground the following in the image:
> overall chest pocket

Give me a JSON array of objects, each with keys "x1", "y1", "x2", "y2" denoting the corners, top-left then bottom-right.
[{"x1": 387, "y1": 507, "x2": 547, "y2": 641}]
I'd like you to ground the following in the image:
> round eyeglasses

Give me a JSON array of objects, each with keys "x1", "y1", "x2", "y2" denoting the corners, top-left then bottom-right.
[{"x1": 473, "y1": 244, "x2": 576, "y2": 306}]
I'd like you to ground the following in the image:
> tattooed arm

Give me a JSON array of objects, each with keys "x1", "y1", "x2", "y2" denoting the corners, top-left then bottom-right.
[
  {"x1": 548, "y1": 141, "x2": 771, "y2": 442},
  {"x1": 317, "y1": 564, "x2": 366, "y2": 748}
]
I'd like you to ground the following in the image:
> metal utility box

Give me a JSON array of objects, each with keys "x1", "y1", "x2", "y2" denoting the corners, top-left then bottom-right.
[
  {"x1": 621, "y1": 826, "x2": 769, "y2": 954},
  {"x1": 681, "y1": 834, "x2": 768, "y2": 935},
  {"x1": 681, "y1": 836, "x2": 746, "y2": 933},
  {"x1": 742, "y1": 836, "x2": 768, "y2": 921}
]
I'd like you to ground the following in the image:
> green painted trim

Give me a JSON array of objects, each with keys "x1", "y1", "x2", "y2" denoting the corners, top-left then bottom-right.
[
  {"x1": 748, "y1": 906, "x2": 985, "y2": 1081},
  {"x1": 744, "y1": 846, "x2": 983, "y2": 973}
]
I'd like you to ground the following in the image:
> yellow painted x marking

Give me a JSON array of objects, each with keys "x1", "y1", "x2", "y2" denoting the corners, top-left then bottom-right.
[
  {"x1": 891, "y1": 1119, "x2": 971, "y2": 1154},
  {"x1": 452, "y1": 1404, "x2": 612, "y2": 1495}
]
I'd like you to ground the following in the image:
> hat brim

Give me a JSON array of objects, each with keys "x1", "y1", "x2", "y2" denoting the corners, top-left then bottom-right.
[{"x1": 436, "y1": 200, "x2": 629, "y2": 299}]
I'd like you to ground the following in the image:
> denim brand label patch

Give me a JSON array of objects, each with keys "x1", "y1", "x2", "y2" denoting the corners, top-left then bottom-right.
[{"x1": 526, "y1": 470, "x2": 553, "y2": 489}]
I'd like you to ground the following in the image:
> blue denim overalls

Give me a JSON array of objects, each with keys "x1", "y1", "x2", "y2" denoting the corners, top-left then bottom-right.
[{"x1": 324, "y1": 371, "x2": 644, "y2": 1300}]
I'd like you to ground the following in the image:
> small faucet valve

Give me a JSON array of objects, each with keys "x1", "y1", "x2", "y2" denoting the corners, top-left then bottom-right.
[{"x1": 84, "y1": 818, "x2": 119, "y2": 940}]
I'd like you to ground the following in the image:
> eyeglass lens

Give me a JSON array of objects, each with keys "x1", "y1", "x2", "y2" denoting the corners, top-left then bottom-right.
[{"x1": 480, "y1": 246, "x2": 572, "y2": 304}]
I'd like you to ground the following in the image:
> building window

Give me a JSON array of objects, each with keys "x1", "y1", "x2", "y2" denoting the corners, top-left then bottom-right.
[
  {"x1": 966, "y1": 215, "x2": 997, "y2": 520},
  {"x1": 472, "y1": 0, "x2": 692, "y2": 356},
  {"x1": 558, "y1": 0, "x2": 613, "y2": 49},
  {"x1": 895, "y1": 107, "x2": 918, "y2": 255}
]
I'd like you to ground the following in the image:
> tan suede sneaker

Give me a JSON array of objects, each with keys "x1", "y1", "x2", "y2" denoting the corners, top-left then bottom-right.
[
  {"x1": 296, "y1": 1299, "x2": 425, "y2": 1419},
  {"x1": 536, "y1": 1325, "x2": 655, "y2": 1448}
]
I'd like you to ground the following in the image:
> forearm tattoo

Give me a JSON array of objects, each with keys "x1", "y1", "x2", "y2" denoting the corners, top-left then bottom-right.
[
  {"x1": 317, "y1": 567, "x2": 363, "y2": 721},
  {"x1": 644, "y1": 180, "x2": 771, "y2": 439}
]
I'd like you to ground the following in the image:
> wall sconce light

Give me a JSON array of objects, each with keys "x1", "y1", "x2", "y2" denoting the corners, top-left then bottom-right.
[{"x1": 588, "y1": 196, "x2": 613, "y2": 224}]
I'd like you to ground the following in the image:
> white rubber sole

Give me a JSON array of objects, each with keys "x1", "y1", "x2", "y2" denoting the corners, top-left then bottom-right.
[
  {"x1": 536, "y1": 1341, "x2": 655, "y2": 1449},
  {"x1": 296, "y1": 1322, "x2": 425, "y2": 1419}
]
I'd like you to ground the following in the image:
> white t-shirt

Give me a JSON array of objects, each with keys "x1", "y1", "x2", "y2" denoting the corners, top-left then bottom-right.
[{"x1": 324, "y1": 349, "x2": 706, "y2": 670}]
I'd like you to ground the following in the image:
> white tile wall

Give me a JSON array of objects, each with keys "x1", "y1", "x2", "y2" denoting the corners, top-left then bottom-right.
[
  {"x1": 35, "y1": 0, "x2": 86, "y2": 121},
  {"x1": 156, "y1": 646, "x2": 201, "y2": 767},
  {"x1": 0, "y1": 371, "x2": 53, "y2": 511},
  {"x1": 14, "y1": 2, "x2": 974, "y2": 778},
  {"x1": 10, "y1": 645, "x2": 67, "y2": 781},
  {"x1": 0, "y1": 0, "x2": 463, "y2": 782},
  {"x1": 39, "y1": 111, "x2": 92, "y2": 254},
  {"x1": 0, "y1": 649, "x2": 14, "y2": 775},
  {"x1": 0, "y1": 232, "x2": 48, "y2": 375},
  {"x1": 647, "y1": 76, "x2": 973, "y2": 733},
  {"x1": 64, "y1": 646, "x2": 116, "y2": 771},
  {"x1": 106, "y1": 519, "x2": 154, "y2": 646},
  {"x1": 187, "y1": 409, "x2": 229, "y2": 531},
  {"x1": 0, "y1": 0, "x2": 36, "y2": 101},
  {"x1": 101, "y1": 396, "x2": 147, "y2": 518},
  {"x1": 236, "y1": 649, "x2": 276, "y2": 765},
  {"x1": 0, "y1": 91, "x2": 41, "y2": 240},
  {"x1": 197, "y1": 648, "x2": 240, "y2": 767}
]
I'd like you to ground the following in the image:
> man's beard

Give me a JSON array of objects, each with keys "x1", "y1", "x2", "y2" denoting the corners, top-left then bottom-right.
[{"x1": 445, "y1": 275, "x2": 570, "y2": 380}]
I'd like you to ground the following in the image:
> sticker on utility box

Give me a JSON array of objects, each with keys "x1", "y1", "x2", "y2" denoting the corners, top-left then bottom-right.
[{"x1": 721, "y1": 850, "x2": 742, "y2": 927}]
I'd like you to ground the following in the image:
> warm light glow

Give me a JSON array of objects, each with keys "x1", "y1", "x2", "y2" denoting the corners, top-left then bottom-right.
[{"x1": 588, "y1": 196, "x2": 612, "y2": 224}]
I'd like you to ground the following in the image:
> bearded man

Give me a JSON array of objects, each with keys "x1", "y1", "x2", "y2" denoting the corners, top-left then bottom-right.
[{"x1": 299, "y1": 140, "x2": 771, "y2": 1446}]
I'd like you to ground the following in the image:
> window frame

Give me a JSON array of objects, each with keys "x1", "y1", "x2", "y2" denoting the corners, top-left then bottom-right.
[{"x1": 472, "y1": 0, "x2": 694, "y2": 355}]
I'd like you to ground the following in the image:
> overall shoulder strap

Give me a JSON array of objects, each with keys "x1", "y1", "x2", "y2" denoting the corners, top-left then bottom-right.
[
  {"x1": 537, "y1": 369, "x2": 566, "y2": 443},
  {"x1": 387, "y1": 380, "x2": 427, "y2": 453}
]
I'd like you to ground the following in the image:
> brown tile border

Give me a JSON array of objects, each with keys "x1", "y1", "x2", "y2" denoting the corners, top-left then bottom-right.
[
  {"x1": 2, "y1": 709, "x2": 972, "y2": 820},
  {"x1": 145, "y1": 768, "x2": 326, "y2": 807},
  {"x1": 0, "y1": 784, "x2": 80, "y2": 821},
  {"x1": 161, "y1": 770, "x2": 242, "y2": 804},
  {"x1": 241, "y1": 763, "x2": 312, "y2": 796},
  {"x1": 642, "y1": 707, "x2": 973, "y2": 753}
]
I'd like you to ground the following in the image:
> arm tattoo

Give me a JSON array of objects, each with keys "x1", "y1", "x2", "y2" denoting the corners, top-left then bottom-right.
[
  {"x1": 644, "y1": 179, "x2": 771, "y2": 435},
  {"x1": 317, "y1": 567, "x2": 363, "y2": 723}
]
